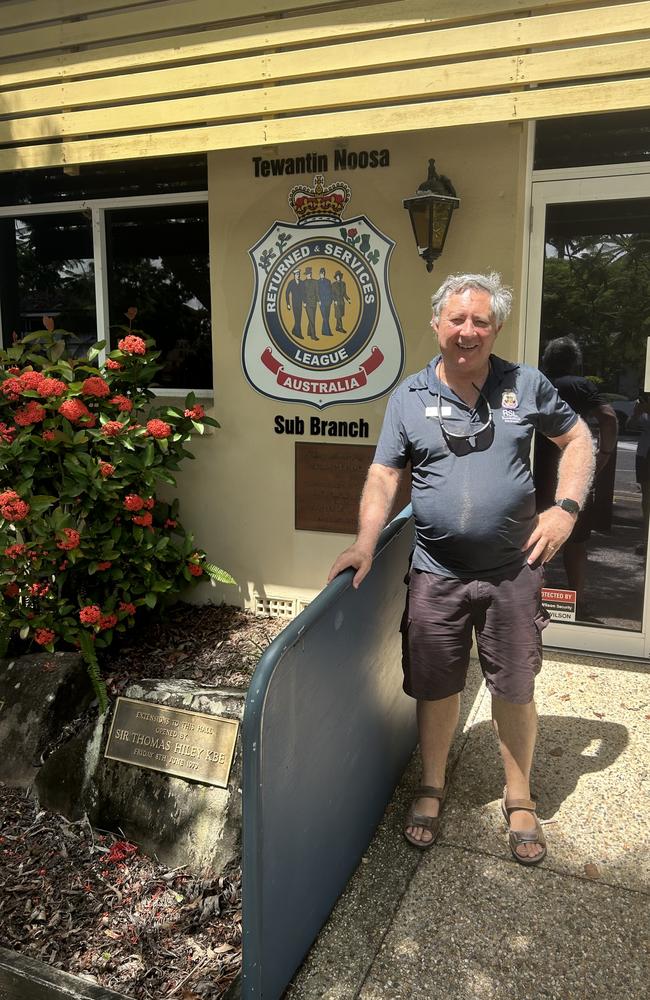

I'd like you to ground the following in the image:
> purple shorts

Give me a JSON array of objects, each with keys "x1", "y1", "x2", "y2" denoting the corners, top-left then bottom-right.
[{"x1": 401, "y1": 563, "x2": 549, "y2": 704}]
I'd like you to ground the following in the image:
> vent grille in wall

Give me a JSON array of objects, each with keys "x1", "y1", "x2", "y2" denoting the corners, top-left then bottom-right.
[{"x1": 255, "y1": 596, "x2": 296, "y2": 619}]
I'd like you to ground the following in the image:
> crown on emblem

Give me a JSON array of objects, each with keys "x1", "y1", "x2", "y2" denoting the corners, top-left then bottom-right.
[{"x1": 288, "y1": 175, "x2": 351, "y2": 226}]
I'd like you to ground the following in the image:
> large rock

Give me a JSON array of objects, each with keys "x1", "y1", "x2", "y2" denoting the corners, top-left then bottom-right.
[
  {"x1": 35, "y1": 679, "x2": 245, "y2": 873},
  {"x1": 0, "y1": 652, "x2": 93, "y2": 786}
]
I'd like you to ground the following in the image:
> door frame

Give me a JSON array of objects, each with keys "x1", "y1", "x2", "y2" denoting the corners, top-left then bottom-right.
[{"x1": 524, "y1": 163, "x2": 650, "y2": 658}]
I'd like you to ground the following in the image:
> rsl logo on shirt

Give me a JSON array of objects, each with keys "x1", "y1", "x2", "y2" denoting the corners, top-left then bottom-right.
[
  {"x1": 501, "y1": 389, "x2": 520, "y2": 422},
  {"x1": 242, "y1": 175, "x2": 404, "y2": 409}
]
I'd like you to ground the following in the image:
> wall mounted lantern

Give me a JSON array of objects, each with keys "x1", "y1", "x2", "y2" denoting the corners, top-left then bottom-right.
[{"x1": 403, "y1": 160, "x2": 460, "y2": 272}]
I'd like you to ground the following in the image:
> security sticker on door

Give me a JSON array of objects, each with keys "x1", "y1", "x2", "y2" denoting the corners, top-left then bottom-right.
[{"x1": 542, "y1": 588, "x2": 576, "y2": 622}]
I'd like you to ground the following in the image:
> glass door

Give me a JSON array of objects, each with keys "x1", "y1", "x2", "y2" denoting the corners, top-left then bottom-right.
[{"x1": 525, "y1": 168, "x2": 650, "y2": 658}]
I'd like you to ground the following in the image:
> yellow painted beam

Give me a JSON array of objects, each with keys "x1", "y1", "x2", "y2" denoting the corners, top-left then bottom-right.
[
  {"x1": 0, "y1": 77, "x2": 648, "y2": 172},
  {"x1": 2, "y1": 4, "x2": 647, "y2": 115},
  {"x1": 0, "y1": 0, "x2": 613, "y2": 61},
  {"x1": 2, "y1": 39, "x2": 648, "y2": 145},
  {"x1": 0, "y1": 0, "x2": 155, "y2": 30}
]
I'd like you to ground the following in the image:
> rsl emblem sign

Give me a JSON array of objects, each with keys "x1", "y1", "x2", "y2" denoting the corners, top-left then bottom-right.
[{"x1": 242, "y1": 175, "x2": 404, "y2": 409}]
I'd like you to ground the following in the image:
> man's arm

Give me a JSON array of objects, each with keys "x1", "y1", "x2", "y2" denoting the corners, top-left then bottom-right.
[
  {"x1": 327, "y1": 463, "x2": 401, "y2": 588},
  {"x1": 524, "y1": 417, "x2": 595, "y2": 564}
]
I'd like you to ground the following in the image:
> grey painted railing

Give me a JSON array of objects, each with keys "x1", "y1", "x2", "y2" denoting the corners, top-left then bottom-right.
[{"x1": 241, "y1": 507, "x2": 417, "y2": 999}]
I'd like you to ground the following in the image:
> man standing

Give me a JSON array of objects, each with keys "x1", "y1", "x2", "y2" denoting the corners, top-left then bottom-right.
[
  {"x1": 285, "y1": 268, "x2": 304, "y2": 339},
  {"x1": 303, "y1": 266, "x2": 320, "y2": 341},
  {"x1": 328, "y1": 272, "x2": 594, "y2": 865}
]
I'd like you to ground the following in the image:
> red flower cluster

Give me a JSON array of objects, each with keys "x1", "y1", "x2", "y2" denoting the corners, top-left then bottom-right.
[
  {"x1": 146, "y1": 419, "x2": 171, "y2": 439},
  {"x1": 99, "y1": 612, "x2": 117, "y2": 630},
  {"x1": 101, "y1": 421, "x2": 124, "y2": 437},
  {"x1": 38, "y1": 377, "x2": 67, "y2": 397},
  {"x1": 184, "y1": 404, "x2": 205, "y2": 420},
  {"x1": 79, "y1": 605, "x2": 101, "y2": 625},
  {"x1": 132, "y1": 511, "x2": 152, "y2": 527},
  {"x1": 4, "y1": 582, "x2": 19, "y2": 598},
  {"x1": 14, "y1": 401, "x2": 46, "y2": 426},
  {"x1": 1, "y1": 378, "x2": 23, "y2": 401},
  {"x1": 123, "y1": 494, "x2": 144, "y2": 511},
  {"x1": 0, "y1": 422, "x2": 16, "y2": 443},
  {"x1": 109, "y1": 394, "x2": 133, "y2": 412},
  {"x1": 118, "y1": 335, "x2": 146, "y2": 356},
  {"x1": 99, "y1": 461, "x2": 115, "y2": 477},
  {"x1": 57, "y1": 528, "x2": 80, "y2": 551},
  {"x1": 119, "y1": 601, "x2": 136, "y2": 616},
  {"x1": 42, "y1": 430, "x2": 56, "y2": 441},
  {"x1": 165, "y1": 518, "x2": 177, "y2": 528},
  {"x1": 29, "y1": 581, "x2": 50, "y2": 597},
  {"x1": 35, "y1": 628, "x2": 55, "y2": 646},
  {"x1": 59, "y1": 398, "x2": 92, "y2": 424},
  {"x1": 188, "y1": 563, "x2": 203, "y2": 577},
  {"x1": 20, "y1": 371, "x2": 44, "y2": 390},
  {"x1": 143, "y1": 497, "x2": 155, "y2": 510},
  {"x1": 105, "y1": 358, "x2": 122, "y2": 370},
  {"x1": 0, "y1": 491, "x2": 30, "y2": 522},
  {"x1": 4, "y1": 543, "x2": 26, "y2": 558},
  {"x1": 82, "y1": 376, "x2": 110, "y2": 398},
  {"x1": 2, "y1": 370, "x2": 67, "y2": 399},
  {"x1": 96, "y1": 561, "x2": 112, "y2": 571}
]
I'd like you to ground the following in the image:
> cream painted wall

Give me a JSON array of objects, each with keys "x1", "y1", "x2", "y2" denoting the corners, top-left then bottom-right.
[{"x1": 177, "y1": 122, "x2": 528, "y2": 610}]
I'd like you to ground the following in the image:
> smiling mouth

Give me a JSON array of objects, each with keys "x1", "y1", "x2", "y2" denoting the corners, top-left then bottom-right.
[{"x1": 457, "y1": 343, "x2": 478, "y2": 351}]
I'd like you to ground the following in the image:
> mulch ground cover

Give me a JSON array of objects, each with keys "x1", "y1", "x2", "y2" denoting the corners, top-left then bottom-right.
[{"x1": 0, "y1": 602, "x2": 287, "y2": 999}]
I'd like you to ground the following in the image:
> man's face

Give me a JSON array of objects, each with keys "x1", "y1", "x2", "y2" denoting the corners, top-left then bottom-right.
[{"x1": 432, "y1": 288, "x2": 500, "y2": 378}]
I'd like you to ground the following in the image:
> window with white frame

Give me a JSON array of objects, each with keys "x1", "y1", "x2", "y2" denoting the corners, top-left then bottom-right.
[{"x1": 0, "y1": 156, "x2": 211, "y2": 393}]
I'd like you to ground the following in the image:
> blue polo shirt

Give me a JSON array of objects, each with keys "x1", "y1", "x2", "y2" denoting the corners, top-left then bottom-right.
[{"x1": 373, "y1": 354, "x2": 578, "y2": 578}]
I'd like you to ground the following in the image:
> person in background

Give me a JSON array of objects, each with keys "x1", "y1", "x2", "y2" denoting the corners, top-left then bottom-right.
[{"x1": 535, "y1": 336, "x2": 618, "y2": 617}]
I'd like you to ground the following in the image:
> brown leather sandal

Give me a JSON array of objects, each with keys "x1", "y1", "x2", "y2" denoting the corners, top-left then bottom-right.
[
  {"x1": 501, "y1": 786, "x2": 547, "y2": 866},
  {"x1": 403, "y1": 785, "x2": 447, "y2": 849}
]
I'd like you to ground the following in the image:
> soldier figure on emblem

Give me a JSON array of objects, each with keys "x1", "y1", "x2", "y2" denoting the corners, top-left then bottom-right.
[
  {"x1": 285, "y1": 268, "x2": 304, "y2": 339},
  {"x1": 318, "y1": 267, "x2": 334, "y2": 336},
  {"x1": 303, "y1": 266, "x2": 320, "y2": 341},
  {"x1": 332, "y1": 270, "x2": 351, "y2": 333}
]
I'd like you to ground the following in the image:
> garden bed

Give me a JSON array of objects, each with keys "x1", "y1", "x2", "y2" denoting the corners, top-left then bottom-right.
[{"x1": 0, "y1": 602, "x2": 286, "y2": 999}]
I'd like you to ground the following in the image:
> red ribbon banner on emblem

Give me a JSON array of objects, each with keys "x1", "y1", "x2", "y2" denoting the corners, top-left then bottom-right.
[{"x1": 261, "y1": 346, "x2": 384, "y2": 394}]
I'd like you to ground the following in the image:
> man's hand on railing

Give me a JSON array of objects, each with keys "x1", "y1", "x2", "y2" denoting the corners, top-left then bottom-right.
[{"x1": 327, "y1": 544, "x2": 374, "y2": 589}]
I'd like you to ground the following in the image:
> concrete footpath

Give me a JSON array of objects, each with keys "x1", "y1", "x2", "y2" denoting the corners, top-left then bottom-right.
[{"x1": 286, "y1": 651, "x2": 649, "y2": 1000}]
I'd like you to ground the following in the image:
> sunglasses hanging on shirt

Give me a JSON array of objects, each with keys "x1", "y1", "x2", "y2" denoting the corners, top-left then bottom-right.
[{"x1": 436, "y1": 385, "x2": 495, "y2": 455}]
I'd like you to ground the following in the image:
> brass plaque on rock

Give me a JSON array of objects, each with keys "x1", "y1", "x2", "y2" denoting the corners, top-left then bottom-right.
[
  {"x1": 105, "y1": 697, "x2": 239, "y2": 788},
  {"x1": 295, "y1": 442, "x2": 409, "y2": 533}
]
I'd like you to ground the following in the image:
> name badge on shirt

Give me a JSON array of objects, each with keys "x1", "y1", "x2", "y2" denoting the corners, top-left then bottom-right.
[{"x1": 425, "y1": 405, "x2": 452, "y2": 418}]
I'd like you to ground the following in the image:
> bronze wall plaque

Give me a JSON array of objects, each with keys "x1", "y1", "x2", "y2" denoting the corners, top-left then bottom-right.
[
  {"x1": 105, "y1": 697, "x2": 239, "y2": 788},
  {"x1": 295, "y1": 442, "x2": 410, "y2": 533}
]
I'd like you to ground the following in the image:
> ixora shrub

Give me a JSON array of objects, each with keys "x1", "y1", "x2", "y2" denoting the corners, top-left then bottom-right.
[{"x1": 0, "y1": 315, "x2": 233, "y2": 708}]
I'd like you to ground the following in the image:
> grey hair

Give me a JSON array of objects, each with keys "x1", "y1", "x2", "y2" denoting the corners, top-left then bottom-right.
[{"x1": 431, "y1": 271, "x2": 513, "y2": 327}]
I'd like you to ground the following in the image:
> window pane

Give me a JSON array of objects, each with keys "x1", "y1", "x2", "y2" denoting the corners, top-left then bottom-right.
[
  {"x1": 534, "y1": 110, "x2": 650, "y2": 170},
  {"x1": 0, "y1": 154, "x2": 207, "y2": 206},
  {"x1": 0, "y1": 212, "x2": 96, "y2": 356},
  {"x1": 106, "y1": 203, "x2": 212, "y2": 390}
]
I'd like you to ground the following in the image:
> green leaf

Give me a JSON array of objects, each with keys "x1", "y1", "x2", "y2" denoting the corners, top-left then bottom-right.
[
  {"x1": 143, "y1": 592, "x2": 157, "y2": 609},
  {"x1": 49, "y1": 340, "x2": 66, "y2": 362},
  {"x1": 203, "y1": 562, "x2": 237, "y2": 585}
]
